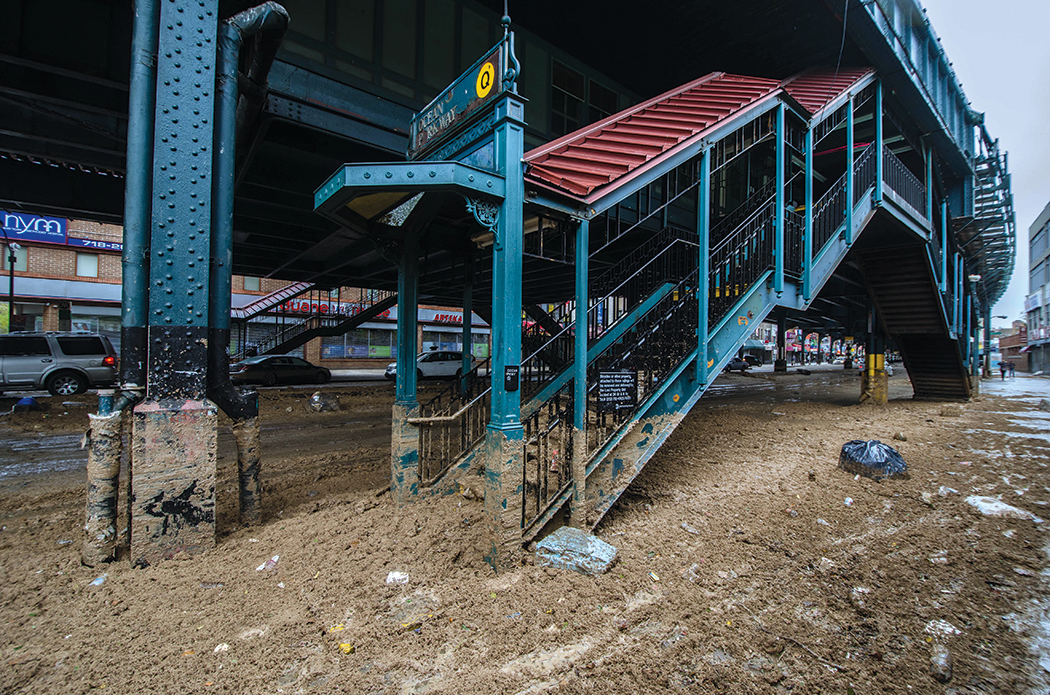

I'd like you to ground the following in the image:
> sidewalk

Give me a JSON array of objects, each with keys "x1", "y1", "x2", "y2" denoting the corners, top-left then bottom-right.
[{"x1": 329, "y1": 368, "x2": 387, "y2": 382}]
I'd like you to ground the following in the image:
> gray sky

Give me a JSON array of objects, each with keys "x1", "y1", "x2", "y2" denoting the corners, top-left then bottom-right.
[{"x1": 918, "y1": 0, "x2": 1050, "y2": 327}]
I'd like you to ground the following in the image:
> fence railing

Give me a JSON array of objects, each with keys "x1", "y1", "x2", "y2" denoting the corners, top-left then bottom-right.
[
  {"x1": 708, "y1": 198, "x2": 775, "y2": 327},
  {"x1": 883, "y1": 146, "x2": 927, "y2": 216}
]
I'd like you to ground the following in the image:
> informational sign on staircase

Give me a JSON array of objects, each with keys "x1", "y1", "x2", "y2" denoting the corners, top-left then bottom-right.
[{"x1": 597, "y1": 370, "x2": 638, "y2": 411}]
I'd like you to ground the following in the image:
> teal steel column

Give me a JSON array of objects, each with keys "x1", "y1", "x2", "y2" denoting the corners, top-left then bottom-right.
[
  {"x1": 845, "y1": 95, "x2": 854, "y2": 244},
  {"x1": 572, "y1": 219, "x2": 589, "y2": 525},
  {"x1": 487, "y1": 94, "x2": 526, "y2": 429},
  {"x1": 965, "y1": 294, "x2": 972, "y2": 365},
  {"x1": 695, "y1": 148, "x2": 711, "y2": 384},
  {"x1": 391, "y1": 231, "x2": 421, "y2": 506},
  {"x1": 396, "y1": 235, "x2": 420, "y2": 403},
  {"x1": 120, "y1": 0, "x2": 159, "y2": 391},
  {"x1": 925, "y1": 144, "x2": 933, "y2": 229},
  {"x1": 803, "y1": 127, "x2": 813, "y2": 302},
  {"x1": 874, "y1": 81, "x2": 883, "y2": 205},
  {"x1": 573, "y1": 220, "x2": 589, "y2": 432},
  {"x1": 774, "y1": 103, "x2": 785, "y2": 296},
  {"x1": 484, "y1": 93, "x2": 527, "y2": 569},
  {"x1": 461, "y1": 253, "x2": 473, "y2": 397},
  {"x1": 940, "y1": 201, "x2": 948, "y2": 293}
]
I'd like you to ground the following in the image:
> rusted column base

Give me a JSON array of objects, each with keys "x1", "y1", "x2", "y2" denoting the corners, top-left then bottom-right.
[
  {"x1": 391, "y1": 402, "x2": 420, "y2": 506},
  {"x1": 131, "y1": 400, "x2": 218, "y2": 567},
  {"x1": 232, "y1": 416, "x2": 261, "y2": 525},
  {"x1": 571, "y1": 427, "x2": 588, "y2": 529},
  {"x1": 83, "y1": 411, "x2": 124, "y2": 567},
  {"x1": 483, "y1": 425, "x2": 525, "y2": 571},
  {"x1": 859, "y1": 370, "x2": 889, "y2": 405},
  {"x1": 969, "y1": 374, "x2": 981, "y2": 396}
]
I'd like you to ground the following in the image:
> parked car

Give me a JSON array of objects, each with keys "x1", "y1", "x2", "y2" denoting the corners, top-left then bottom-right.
[
  {"x1": 0, "y1": 331, "x2": 117, "y2": 396},
  {"x1": 230, "y1": 355, "x2": 331, "y2": 386},
  {"x1": 385, "y1": 350, "x2": 476, "y2": 381},
  {"x1": 723, "y1": 357, "x2": 750, "y2": 373},
  {"x1": 743, "y1": 354, "x2": 763, "y2": 367}
]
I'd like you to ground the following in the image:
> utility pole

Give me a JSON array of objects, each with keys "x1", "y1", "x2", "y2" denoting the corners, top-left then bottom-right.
[{"x1": 4, "y1": 238, "x2": 19, "y2": 333}]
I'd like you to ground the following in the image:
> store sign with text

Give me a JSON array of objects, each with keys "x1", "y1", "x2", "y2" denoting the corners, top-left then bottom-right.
[{"x1": 2, "y1": 210, "x2": 67, "y2": 245}]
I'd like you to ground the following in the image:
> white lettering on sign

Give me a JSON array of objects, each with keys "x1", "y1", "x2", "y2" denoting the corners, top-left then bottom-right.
[{"x1": 597, "y1": 370, "x2": 638, "y2": 411}]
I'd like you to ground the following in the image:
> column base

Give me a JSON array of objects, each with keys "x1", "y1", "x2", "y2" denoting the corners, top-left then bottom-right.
[
  {"x1": 483, "y1": 424, "x2": 525, "y2": 571},
  {"x1": 774, "y1": 359, "x2": 787, "y2": 373},
  {"x1": 131, "y1": 399, "x2": 217, "y2": 567},
  {"x1": 859, "y1": 370, "x2": 888, "y2": 405},
  {"x1": 391, "y1": 401, "x2": 421, "y2": 506}
]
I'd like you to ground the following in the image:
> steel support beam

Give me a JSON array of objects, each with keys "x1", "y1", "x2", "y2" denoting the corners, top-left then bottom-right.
[
  {"x1": 572, "y1": 219, "x2": 589, "y2": 527},
  {"x1": 774, "y1": 104, "x2": 785, "y2": 296},
  {"x1": 874, "y1": 81, "x2": 883, "y2": 206},
  {"x1": 845, "y1": 95, "x2": 854, "y2": 245},
  {"x1": 392, "y1": 231, "x2": 421, "y2": 506},
  {"x1": 696, "y1": 147, "x2": 711, "y2": 384},
  {"x1": 803, "y1": 127, "x2": 814, "y2": 302},
  {"x1": 484, "y1": 93, "x2": 527, "y2": 570}
]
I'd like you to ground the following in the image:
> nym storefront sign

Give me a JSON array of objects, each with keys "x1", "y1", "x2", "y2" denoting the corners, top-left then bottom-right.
[{"x1": 2, "y1": 211, "x2": 68, "y2": 245}]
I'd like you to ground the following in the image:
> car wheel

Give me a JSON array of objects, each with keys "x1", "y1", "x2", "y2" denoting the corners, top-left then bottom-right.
[
  {"x1": 315, "y1": 370, "x2": 329, "y2": 384},
  {"x1": 262, "y1": 371, "x2": 277, "y2": 387},
  {"x1": 455, "y1": 368, "x2": 463, "y2": 380},
  {"x1": 416, "y1": 368, "x2": 424, "y2": 382},
  {"x1": 47, "y1": 371, "x2": 87, "y2": 397}
]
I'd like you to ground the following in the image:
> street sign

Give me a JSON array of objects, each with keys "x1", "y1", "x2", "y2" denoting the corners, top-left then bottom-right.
[{"x1": 408, "y1": 40, "x2": 506, "y2": 160}]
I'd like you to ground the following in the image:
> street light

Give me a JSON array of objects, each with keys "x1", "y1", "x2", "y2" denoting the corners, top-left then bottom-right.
[{"x1": 5, "y1": 241, "x2": 19, "y2": 334}]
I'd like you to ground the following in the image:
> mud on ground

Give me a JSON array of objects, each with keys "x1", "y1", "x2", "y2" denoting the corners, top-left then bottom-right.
[{"x1": 1, "y1": 372, "x2": 1049, "y2": 694}]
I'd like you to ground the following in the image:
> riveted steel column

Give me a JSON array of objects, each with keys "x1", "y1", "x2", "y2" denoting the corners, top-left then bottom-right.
[
  {"x1": 484, "y1": 93, "x2": 527, "y2": 570},
  {"x1": 874, "y1": 81, "x2": 883, "y2": 205},
  {"x1": 845, "y1": 95, "x2": 854, "y2": 245},
  {"x1": 132, "y1": 0, "x2": 219, "y2": 567},
  {"x1": 774, "y1": 104, "x2": 785, "y2": 296},
  {"x1": 965, "y1": 293, "x2": 972, "y2": 366},
  {"x1": 695, "y1": 148, "x2": 711, "y2": 385},
  {"x1": 392, "y1": 232, "x2": 420, "y2": 506},
  {"x1": 940, "y1": 201, "x2": 948, "y2": 293},
  {"x1": 571, "y1": 219, "x2": 589, "y2": 527},
  {"x1": 803, "y1": 127, "x2": 814, "y2": 302}
]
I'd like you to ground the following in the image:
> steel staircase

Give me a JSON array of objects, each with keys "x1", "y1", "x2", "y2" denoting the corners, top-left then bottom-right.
[
  {"x1": 231, "y1": 281, "x2": 316, "y2": 321},
  {"x1": 412, "y1": 68, "x2": 975, "y2": 542}
]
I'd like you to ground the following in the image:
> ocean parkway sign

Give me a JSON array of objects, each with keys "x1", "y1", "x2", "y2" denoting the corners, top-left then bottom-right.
[{"x1": 408, "y1": 39, "x2": 507, "y2": 160}]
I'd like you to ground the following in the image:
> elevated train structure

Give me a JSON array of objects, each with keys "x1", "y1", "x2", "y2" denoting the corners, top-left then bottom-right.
[{"x1": 1, "y1": 0, "x2": 1014, "y2": 565}]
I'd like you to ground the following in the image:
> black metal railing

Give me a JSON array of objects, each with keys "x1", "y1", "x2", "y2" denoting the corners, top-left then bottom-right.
[
  {"x1": 883, "y1": 147, "x2": 927, "y2": 217},
  {"x1": 234, "y1": 288, "x2": 396, "y2": 360},
  {"x1": 785, "y1": 210, "x2": 804, "y2": 277},
  {"x1": 854, "y1": 143, "x2": 877, "y2": 206},
  {"x1": 708, "y1": 198, "x2": 775, "y2": 327}
]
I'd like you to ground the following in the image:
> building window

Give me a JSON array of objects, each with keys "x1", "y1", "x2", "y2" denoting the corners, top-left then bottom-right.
[
  {"x1": 589, "y1": 81, "x2": 618, "y2": 123},
  {"x1": 1, "y1": 244, "x2": 27, "y2": 272},
  {"x1": 244, "y1": 276, "x2": 261, "y2": 291},
  {"x1": 551, "y1": 60, "x2": 584, "y2": 137},
  {"x1": 75, "y1": 252, "x2": 98, "y2": 278}
]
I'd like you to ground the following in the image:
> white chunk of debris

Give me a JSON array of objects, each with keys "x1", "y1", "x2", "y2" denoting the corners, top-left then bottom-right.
[
  {"x1": 924, "y1": 619, "x2": 961, "y2": 636},
  {"x1": 965, "y1": 496, "x2": 1044, "y2": 523}
]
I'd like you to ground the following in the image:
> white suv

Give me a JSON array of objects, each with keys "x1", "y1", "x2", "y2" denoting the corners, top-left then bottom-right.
[{"x1": 385, "y1": 350, "x2": 476, "y2": 381}]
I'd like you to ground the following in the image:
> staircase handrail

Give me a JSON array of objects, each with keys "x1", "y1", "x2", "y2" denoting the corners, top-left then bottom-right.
[{"x1": 231, "y1": 281, "x2": 314, "y2": 321}]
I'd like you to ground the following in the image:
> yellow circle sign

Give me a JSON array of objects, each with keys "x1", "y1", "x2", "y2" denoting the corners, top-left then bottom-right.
[{"x1": 476, "y1": 62, "x2": 495, "y2": 99}]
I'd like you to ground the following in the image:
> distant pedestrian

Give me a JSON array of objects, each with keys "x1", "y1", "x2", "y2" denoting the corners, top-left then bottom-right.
[
  {"x1": 999, "y1": 361, "x2": 1006, "y2": 380},
  {"x1": 1008, "y1": 361, "x2": 1016, "y2": 378}
]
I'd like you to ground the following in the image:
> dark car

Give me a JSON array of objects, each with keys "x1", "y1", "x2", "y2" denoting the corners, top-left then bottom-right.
[
  {"x1": 723, "y1": 357, "x2": 750, "y2": 373},
  {"x1": 0, "y1": 331, "x2": 117, "y2": 396},
  {"x1": 743, "y1": 354, "x2": 763, "y2": 367},
  {"x1": 230, "y1": 355, "x2": 331, "y2": 387}
]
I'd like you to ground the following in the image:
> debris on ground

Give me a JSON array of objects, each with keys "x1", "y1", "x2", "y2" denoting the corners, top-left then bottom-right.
[
  {"x1": 534, "y1": 526, "x2": 617, "y2": 576},
  {"x1": 308, "y1": 392, "x2": 340, "y2": 412},
  {"x1": 965, "y1": 496, "x2": 1044, "y2": 523},
  {"x1": 838, "y1": 439, "x2": 908, "y2": 480}
]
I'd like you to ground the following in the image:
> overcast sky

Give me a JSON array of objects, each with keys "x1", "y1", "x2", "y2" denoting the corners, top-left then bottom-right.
[{"x1": 917, "y1": 0, "x2": 1050, "y2": 327}]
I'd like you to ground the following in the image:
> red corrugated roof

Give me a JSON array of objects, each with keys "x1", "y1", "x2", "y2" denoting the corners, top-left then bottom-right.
[
  {"x1": 524, "y1": 68, "x2": 874, "y2": 201},
  {"x1": 782, "y1": 68, "x2": 874, "y2": 115}
]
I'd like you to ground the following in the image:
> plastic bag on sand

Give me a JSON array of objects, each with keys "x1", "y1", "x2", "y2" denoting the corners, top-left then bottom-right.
[{"x1": 838, "y1": 440, "x2": 908, "y2": 480}]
